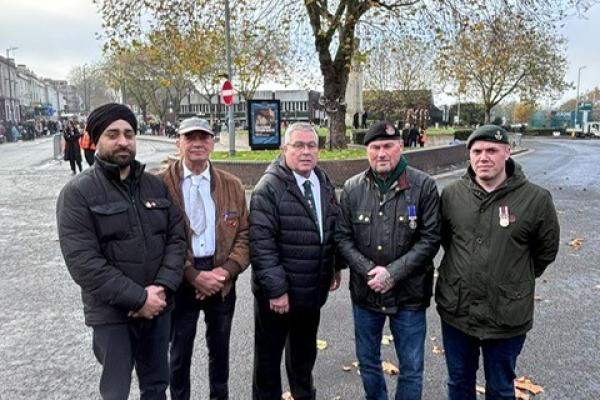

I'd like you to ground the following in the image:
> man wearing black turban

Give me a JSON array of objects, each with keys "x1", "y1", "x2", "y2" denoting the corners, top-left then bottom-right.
[{"x1": 57, "y1": 103, "x2": 186, "y2": 399}]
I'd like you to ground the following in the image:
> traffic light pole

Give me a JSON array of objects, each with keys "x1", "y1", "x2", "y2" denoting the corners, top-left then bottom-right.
[{"x1": 225, "y1": 0, "x2": 235, "y2": 156}]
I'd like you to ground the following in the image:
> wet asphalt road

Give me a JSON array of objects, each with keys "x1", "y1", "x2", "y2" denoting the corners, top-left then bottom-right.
[{"x1": 0, "y1": 137, "x2": 598, "y2": 399}]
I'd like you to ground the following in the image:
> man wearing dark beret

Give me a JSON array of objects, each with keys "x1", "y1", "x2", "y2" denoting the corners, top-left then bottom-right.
[
  {"x1": 336, "y1": 121, "x2": 441, "y2": 400},
  {"x1": 56, "y1": 103, "x2": 186, "y2": 399},
  {"x1": 436, "y1": 124, "x2": 560, "y2": 399}
]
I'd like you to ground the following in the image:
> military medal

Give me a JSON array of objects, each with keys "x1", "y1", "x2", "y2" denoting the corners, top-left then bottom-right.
[
  {"x1": 499, "y1": 206, "x2": 510, "y2": 227},
  {"x1": 408, "y1": 205, "x2": 417, "y2": 229}
]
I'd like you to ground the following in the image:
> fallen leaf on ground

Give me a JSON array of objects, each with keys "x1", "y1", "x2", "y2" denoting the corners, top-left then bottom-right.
[
  {"x1": 352, "y1": 361, "x2": 359, "y2": 368},
  {"x1": 382, "y1": 361, "x2": 399, "y2": 375},
  {"x1": 534, "y1": 295, "x2": 544, "y2": 301},
  {"x1": 381, "y1": 335, "x2": 393, "y2": 345},
  {"x1": 432, "y1": 345, "x2": 444, "y2": 354},
  {"x1": 316, "y1": 339, "x2": 328, "y2": 350},
  {"x1": 342, "y1": 365, "x2": 352, "y2": 372},
  {"x1": 430, "y1": 336, "x2": 437, "y2": 341},
  {"x1": 515, "y1": 388, "x2": 531, "y2": 400},
  {"x1": 515, "y1": 376, "x2": 544, "y2": 395},
  {"x1": 475, "y1": 384, "x2": 486, "y2": 395},
  {"x1": 281, "y1": 391, "x2": 294, "y2": 400},
  {"x1": 568, "y1": 238, "x2": 584, "y2": 250}
]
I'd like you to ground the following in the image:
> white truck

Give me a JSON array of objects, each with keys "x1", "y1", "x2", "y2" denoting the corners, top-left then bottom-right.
[{"x1": 566, "y1": 121, "x2": 600, "y2": 138}]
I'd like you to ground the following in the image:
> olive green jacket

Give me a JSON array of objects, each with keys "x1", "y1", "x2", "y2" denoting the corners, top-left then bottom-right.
[{"x1": 436, "y1": 159, "x2": 559, "y2": 339}]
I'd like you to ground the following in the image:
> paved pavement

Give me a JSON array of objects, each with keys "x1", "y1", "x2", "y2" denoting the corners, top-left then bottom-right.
[{"x1": 0, "y1": 137, "x2": 598, "y2": 399}]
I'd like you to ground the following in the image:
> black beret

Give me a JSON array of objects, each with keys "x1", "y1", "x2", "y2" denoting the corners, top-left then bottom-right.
[
  {"x1": 466, "y1": 125, "x2": 509, "y2": 149},
  {"x1": 364, "y1": 121, "x2": 401, "y2": 146},
  {"x1": 86, "y1": 103, "x2": 137, "y2": 144}
]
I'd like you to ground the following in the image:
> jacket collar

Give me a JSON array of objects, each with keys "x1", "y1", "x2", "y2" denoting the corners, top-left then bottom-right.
[
  {"x1": 94, "y1": 155, "x2": 145, "y2": 182},
  {"x1": 365, "y1": 168, "x2": 411, "y2": 192}
]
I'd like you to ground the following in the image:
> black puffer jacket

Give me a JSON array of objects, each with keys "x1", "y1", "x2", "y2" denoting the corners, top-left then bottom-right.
[
  {"x1": 336, "y1": 166, "x2": 441, "y2": 314},
  {"x1": 56, "y1": 156, "x2": 186, "y2": 326},
  {"x1": 250, "y1": 156, "x2": 340, "y2": 309}
]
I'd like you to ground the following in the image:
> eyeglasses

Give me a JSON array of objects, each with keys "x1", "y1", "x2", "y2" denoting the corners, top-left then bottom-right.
[{"x1": 289, "y1": 141, "x2": 318, "y2": 150}]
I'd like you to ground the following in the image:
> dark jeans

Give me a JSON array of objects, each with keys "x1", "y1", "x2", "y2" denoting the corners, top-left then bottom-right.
[
  {"x1": 253, "y1": 299, "x2": 321, "y2": 400},
  {"x1": 169, "y1": 285, "x2": 236, "y2": 400},
  {"x1": 92, "y1": 310, "x2": 171, "y2": 400},
  {"x1": 352, "y1": 304, "x2": 426, "y2": 400},
  {"x1": 441, "y1": 320, "x2": 526, "y2": 400}
]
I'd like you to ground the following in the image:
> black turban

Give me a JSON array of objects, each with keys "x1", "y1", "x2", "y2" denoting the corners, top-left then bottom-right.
[{"x1": 86, "y1": 103, "x2": 137, "y2": 144}]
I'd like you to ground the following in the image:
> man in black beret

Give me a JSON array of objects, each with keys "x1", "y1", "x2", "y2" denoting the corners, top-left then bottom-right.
[
  {"x1": 57, "y1": 103, "x2": 186, "y2": 399},
  {"x1": 436, "y1": 124, "x2": 559, "y2": 399},
  {"x1": 336, "y1": 121, "x2": 441, "y2": 400}
]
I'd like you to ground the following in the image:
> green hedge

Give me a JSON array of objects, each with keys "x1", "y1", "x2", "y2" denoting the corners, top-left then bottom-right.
[{"x1": 454, "y1": 129, "x2": 473, "y2": 141}]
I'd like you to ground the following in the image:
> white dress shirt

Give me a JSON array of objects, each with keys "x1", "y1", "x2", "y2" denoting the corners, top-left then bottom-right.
[
  {"x1": 293, "y1": 170, "x2": 323, "y2": 242},
  {"x1": 182, "y1": 163, "x2": 216, "y2": 257}
]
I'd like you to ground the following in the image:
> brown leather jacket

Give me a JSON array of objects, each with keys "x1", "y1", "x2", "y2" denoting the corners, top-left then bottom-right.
[{"x1": 159, "y1": 159, "x2": 250, "y2": 296}]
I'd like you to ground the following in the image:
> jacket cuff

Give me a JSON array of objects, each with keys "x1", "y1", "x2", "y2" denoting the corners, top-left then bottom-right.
[
  {"x1": 132, "y1": 288, "x2": 148, "y2": 311},
  {"x1": 184, "y1": 265, "x2": 200, "y2": 284},
  {"x1": 219, "y1": 259, "x2": 243, "y2": 279}
]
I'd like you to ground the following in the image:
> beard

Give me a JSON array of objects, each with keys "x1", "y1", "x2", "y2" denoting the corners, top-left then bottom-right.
[{"x1": 98, "y1": 147, "x2": 136, "y2": 167}]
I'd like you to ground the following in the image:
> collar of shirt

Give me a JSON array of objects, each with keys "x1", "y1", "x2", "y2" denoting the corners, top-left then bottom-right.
[
  {"x1": 292, "y1": 170, "x2": 318, "y2": 195},
  {"x1": 183, "y1": 162, "x2": 211, "y2": 185}
]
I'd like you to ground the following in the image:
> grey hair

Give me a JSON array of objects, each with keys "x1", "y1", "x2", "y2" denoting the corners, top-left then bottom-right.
[{"x1": 283, "y1": 122, "x2": 318, "y2": 145}]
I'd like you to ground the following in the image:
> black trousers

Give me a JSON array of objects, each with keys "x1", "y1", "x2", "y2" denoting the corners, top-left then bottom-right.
[
  {"x1": 169, "y1": 258, "x2": 236, "y2": 400},
  {"x1": 69, "y1": 158, "x2": 82, "y2": 173},
  {"x1": 252, "y1": 299, "x2": 321, "y2": 400},
  {"x1": 92, "y1": 310, "x2": 171, "y2": 400}
]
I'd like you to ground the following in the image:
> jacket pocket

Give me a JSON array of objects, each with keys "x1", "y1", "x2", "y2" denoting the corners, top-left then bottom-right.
[
  {"x1": 496, "y1": 281, "x2": 534, "y2": 328},
  {"x1": 435, "y1": 274, "x2": 461, "y2": 315},
  {"x1": 352, "y1": 211, "x2": 372, "y2": 246},
  {"x1": 89, "y1": 201, "x2": 130, "y2": 241},
  {"x1": 142, "y1": 197, "x2": 170, "y2": 234}
]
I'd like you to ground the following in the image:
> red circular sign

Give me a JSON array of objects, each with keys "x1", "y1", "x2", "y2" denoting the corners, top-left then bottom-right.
[{"x1": 221, "y1": 80, "x2": 234, "y2": 106}]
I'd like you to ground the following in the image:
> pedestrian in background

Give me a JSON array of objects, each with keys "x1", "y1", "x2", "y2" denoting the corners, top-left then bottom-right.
[
  {"x1": 63, "y1": 119, "x2": 82, "y2": 174},
  {"x1": 250, "y1": 122, "x2": 342, "y2": 400},
  {"x1": 336, "y1": 121, "x2": 441, "y2": 400},
  {"x1": 56, "y1": 103, "x2": 186, "y2": 400},
  {"x1": 418, "y1": 126, "x2": 427, "y2": 148},
  {"x1": 408, "y1": 124, "x2": 419, "y2": 148},
  {"x1": 80, "y1": 128, "x2": 96, "y2": 166},
  {"x1": 160, "y1": 117, "x2": 250, "y2": 400},
  {"x1": 436, "y1": 125, "x2": 560, "y2": 400}
]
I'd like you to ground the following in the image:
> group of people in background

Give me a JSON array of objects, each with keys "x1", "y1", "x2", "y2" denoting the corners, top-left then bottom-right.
[
  {"x1": 56, "y1": 102, "x2": 559, "y2": 400},
  {"x1": 0, "y1": 118, "x2": 65, "y2": 143},
  {"x1": 400, "y1": 122, "x2": 427, "y2": 148}
]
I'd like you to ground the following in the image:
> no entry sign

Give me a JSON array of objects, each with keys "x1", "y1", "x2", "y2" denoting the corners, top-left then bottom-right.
[{"x1": 221, "y1": 80, "x2": 234, "y2": 106}]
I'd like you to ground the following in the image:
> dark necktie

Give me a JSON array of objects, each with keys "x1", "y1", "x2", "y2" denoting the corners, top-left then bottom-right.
[{"x1": 303, "y1": 180, "x2": 319, "y2": 229}]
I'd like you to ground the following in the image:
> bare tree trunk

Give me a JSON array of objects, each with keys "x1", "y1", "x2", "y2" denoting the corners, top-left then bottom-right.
[{"x1": 322, "y1": 69, "x2": 348, "y2": 149}]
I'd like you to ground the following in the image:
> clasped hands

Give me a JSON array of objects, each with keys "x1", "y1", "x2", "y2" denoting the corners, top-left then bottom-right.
[
  {"x1": 367, "y1": 266, "x2": 394, "y2": 293},
  {"x1": 192, "y1": 267, "x2": 230, "y2": 300}
]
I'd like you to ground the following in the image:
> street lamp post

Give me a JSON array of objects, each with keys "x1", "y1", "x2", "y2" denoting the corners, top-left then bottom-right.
[
  {"x1": 6, "y1": 47, "x2": 18, "y2": 122},
  {"x1": 575, "y1": 65, "x2": 586, "y2": 128}
]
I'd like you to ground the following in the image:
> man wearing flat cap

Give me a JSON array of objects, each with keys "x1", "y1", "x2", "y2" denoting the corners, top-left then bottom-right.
[
  {"x1": 436, "y1": 125, "x2": 560, "y2": 399},
  {"x1": 159, "y1": 117, "x2": 249, "y2": 400},
  {"x1": 336, "y1": 121, "x2": 441, "y2": 400},
  {"x1": 56, "y1": 103, "x2": 187, "y2": 400}
]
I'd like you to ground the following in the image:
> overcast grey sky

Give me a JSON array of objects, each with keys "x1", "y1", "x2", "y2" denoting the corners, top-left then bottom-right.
[{"x1": 1, "y1": 0, "x2": 598, "y2": 107}]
